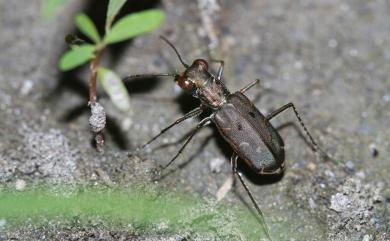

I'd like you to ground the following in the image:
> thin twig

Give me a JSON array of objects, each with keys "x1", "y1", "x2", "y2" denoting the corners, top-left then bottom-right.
[
  {"x1": 89, "y1": 48, "x2": 103, "y2": 104},
  {"x1": 88, "y1": 46, "x2": 106, "y2": 152}
]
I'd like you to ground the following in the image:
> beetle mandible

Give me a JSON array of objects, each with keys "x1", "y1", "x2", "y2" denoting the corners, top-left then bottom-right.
[{"x1": 127, "y1": 36, "x2": 330, "y2": 241}]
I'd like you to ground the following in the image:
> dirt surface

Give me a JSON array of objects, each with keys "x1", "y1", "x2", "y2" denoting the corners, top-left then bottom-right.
[{"x1": 0, "y1": 0, "x2": 389, "y2": 240}]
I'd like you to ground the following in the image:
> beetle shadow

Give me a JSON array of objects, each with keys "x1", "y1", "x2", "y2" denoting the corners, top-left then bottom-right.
[
  {"x1": 157, "y1": 134, "x2": 214, "y2": 180},
  {"x1": 48, "y1": 0, "x2": 162, "y2": 150},
  {"x1": 175, "y1": 91, "x2": 201, "y2": 114},
  {"x1": 238, "y1": 160, "x2": 284, "y2": 185},
  {"x1": 232, "y1": 188, "x2": 269, "y2": 225},
  {"x1": 123, "y1": 76, "x2": 161, "y2": 95},
  {"x1": 250, "y1": 87, "x2": 280, "y2": 105},
  {"x1": 275, "y1": 121, "x2": 317, "y2": 153}
]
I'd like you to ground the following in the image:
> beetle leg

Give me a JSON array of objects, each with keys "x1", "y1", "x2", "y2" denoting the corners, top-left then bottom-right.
[
  {"x1": 265, "y1": 102, "x2": 331, "y2": 161},
  {"x1": 210, "y1": 60, "x2": 231, "y2": 92},
  {"x1": 211, "y1": 59, "x2": 225, "y2": 80},
  {"x1": 140, "y1": 106, "x2": 204, "y2": 149},
  {"x1": 240, "y1": 79, "x2": 260, "y2": 93},
  {"x1": 231, "y1": 154, "x2": 273, "y2": 241},
  {"x1": 162, "y1": 116, "x2": 212, "y2": 169}
]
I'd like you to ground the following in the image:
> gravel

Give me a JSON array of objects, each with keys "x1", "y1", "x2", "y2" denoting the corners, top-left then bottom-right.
[{"x1": 0, "y1": 0, "x2": 389, "y2": 240}]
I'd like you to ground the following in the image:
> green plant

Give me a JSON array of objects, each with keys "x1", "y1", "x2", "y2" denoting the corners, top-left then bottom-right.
[
  {"x1": 59, "y1": 0, "x2": 165, "y2": 152},
  {"x1": 0, "y1": 184, "x2": 269, "y2": 240}
]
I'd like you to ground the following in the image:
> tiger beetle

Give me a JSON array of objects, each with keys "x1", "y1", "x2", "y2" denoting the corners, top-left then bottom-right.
[{"x1": 126, "y1": 36, "x2": 331, "y2": 241}]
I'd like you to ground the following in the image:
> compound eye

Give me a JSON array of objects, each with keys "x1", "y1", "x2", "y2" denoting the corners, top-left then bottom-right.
[
  {"x1": 177, "y1": 75, "x2": 195, "y2": 91},
  {"x1": 193, "y1": 59, "x2": 208, "y2": 70}
]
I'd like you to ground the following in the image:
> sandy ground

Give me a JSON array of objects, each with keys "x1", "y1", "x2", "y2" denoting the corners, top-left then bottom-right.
[{"x1": 0, "y1": 0, "x2": 389, "y2": 240}]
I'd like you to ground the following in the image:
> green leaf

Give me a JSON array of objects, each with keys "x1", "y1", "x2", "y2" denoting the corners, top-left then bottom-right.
[
  {"x1": 104, "y1": 9, "x2": 165, "y2": 44},
  {"x1": 59, "y1": 45, "x2": 95, "y2": 71},
  {"x1": 75, "y1": 13, "x2": 101, "y2": 43},
  {"x1": 106, "y1": 0, "x2": 128, "y2": 30},
  {"x1": 98, "y1": 68, "x2": 131, "y2": 111}
]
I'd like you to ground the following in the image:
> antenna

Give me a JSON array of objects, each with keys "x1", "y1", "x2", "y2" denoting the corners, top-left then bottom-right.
[
  {"x1": 159, "y1": 35, "x2": 189, "y2": 68},
  {"x1": 123, "y1": 73, "x2": 178, "y2": 82}
]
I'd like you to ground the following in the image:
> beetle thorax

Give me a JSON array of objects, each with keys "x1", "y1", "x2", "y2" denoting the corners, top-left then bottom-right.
[
  {"x1": 195, "y1": 78, "x2": 229, "y2": 108},
  {"x1": 185, "y1": 66, "x2": 229, "y2": 108}
]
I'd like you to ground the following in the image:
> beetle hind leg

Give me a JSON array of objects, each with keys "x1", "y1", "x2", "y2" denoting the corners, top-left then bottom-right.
[{"x1": 231, "y1": 154, "x2": 274, "y2": 241}]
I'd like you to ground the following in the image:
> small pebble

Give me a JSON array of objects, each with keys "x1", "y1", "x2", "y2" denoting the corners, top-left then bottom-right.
[
  {"x1": 355, "y1": 224, "x2": 361, "y2": 231},
  {"x1": 349, "y1": 48, "x2": 358, "y2": 57},
  {"x1": 308, "y1": 197, "x2": 317, "y2": 209},
  {"x1": 330, "y1": 193, "x2": 350, "y2": 212},
  {"x1": 368, "y1": 143, "x2": 378, "y2": 157},
  {"x1": 362, "y1": 234, "x2": 372, "y2": 241},
  {"x1": 328, "y1": 39, "x2": 338, "y2": 48},
  {"x1": 0, "y1": 219, "x2": 6, "y2": 229},
  {"x1": 345, "y1": 160, "x2": 355, "y2": 171},
  {"x1": 15, "y1": 179, "x2": 26, "y2": 191},
  {"x1": 325, "y1": 169, "x2": 335, "y2": 178},
  {"x1": 356, "y1": 170, "x2": 366, "y2": 179},
  {"x1": 121, "y1": 118, "x2": 133, "y2": 131},
  {"x1": 20, "y1": 80, "x2": 33, "y2": 95},
  {"x1": 307, "y1": 162, "x2": 316, "y2": 171},
  {"x1": 209, "y1": 158, "x2": 225, "y2": 173}
]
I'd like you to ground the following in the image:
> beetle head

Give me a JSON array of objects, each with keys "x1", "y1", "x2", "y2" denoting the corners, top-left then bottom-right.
[{"x1": 176, "y1": 59, "x2": 211, "y2": 91}]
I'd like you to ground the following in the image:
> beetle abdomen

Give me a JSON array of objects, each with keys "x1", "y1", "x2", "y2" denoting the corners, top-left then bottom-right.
[{"x1": 213, "y1": 92, "x2": 284, "y2": 174}]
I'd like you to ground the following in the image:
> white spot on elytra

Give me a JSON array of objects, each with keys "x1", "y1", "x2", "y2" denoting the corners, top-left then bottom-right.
[{"x1": 239, "y1": 142, "x2": 250, "y2": 149}]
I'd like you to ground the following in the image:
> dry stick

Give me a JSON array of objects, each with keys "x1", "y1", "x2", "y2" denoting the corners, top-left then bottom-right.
[
  {"x1": 89, "y1": 48, "x2": 105, "y2": 152},
  {"x1": 89, "y1": 48, "x2": 103, "y2": 104}
]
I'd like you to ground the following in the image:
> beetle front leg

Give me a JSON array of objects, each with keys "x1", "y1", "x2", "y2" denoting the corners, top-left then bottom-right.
[
  {"x1": 211, "y1": 59, "x2": 225, "y2": 81},
  {"x1": 162, "y1": 116, "x2": 212, "y2": 169},
  {"x1": 140, "y1": 106, "x2": 204, "y2": 149},
  {"x1": 240, "y1": 79, "x2": 260, "y2": 93}
]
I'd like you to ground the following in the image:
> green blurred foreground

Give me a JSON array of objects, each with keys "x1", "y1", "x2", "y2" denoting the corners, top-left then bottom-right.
[{"x1": 0, "y1": 184, "x2": 267, "y2": 240}]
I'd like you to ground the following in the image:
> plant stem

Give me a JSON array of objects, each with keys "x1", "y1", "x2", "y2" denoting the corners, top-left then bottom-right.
[
  {"x1": 89, "y1": 49, "x2": 103, "y2": 104},
  {"x1": 89, "y1": 46, "x2": 105, "y2": 152}
]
